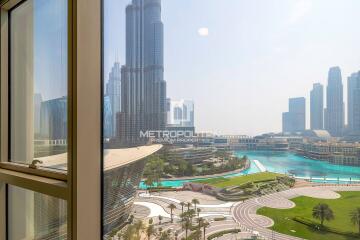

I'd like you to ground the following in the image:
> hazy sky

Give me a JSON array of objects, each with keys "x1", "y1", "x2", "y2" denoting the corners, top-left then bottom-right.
[{"x1": 104, "y1": 0, "x2": 360, "y2": 136}]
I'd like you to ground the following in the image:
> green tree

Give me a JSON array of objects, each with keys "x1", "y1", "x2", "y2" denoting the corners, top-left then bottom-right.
[
  {"x1": 180, "y1": 202, "x2": 186, "y2": 215},
  {"x1": 192, "y1": 199, "x2": 200, "y2": 212},
  {"x1": 201, "y1": 220, "x2": 210, "y2": 240},
  {"x1": 121, "y1": 225, "x2": 139, "y2": 240},
  {"x1": 134, "y1": 220, "x2": 145, "y2": 238},
  {"x1": 159, "y1": 231, "x2": 171, "y2": 240},
  {"x1": 187, "y1": 202, "x2": 192, "y2": 211},
  {"x1": 144, "y1": 176, "x2": 155, "y2": 190},
  {"x1": 146, "y1": 224, "x2": 155, "y2": 240},
  {"x1": 168, "y1": 203, "x2": 177, "y2": 223},
  {"x1": 183, "y1": 219, "x2": 191, "y2": 239},
  {"x1": 128, "y1": 214, "x2": 134, "y2": 224},
  {"x1": 312, "y1": 203, "x2": 334, "y2": 226},
  {"x1": 350, "y1": 207, "x2": 360, "y2": 235},
  {"x1": 178, "y1": 160, "x2": 188, "y2": 176},
  {"x1": 144, "y1": 154, "x2": 165, "y2": 187},
  {"x1": 158, "y1": 215, "x2": 163, "y2": 225},
  {"x1": 187, "y1": 209, "x2": 196, "y2": 223},
  {"x1": 193, "y1": 229, "x2": 202, "y2": 240}
]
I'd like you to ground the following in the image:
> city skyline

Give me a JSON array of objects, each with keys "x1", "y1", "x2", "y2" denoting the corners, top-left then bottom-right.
[{"x1": 103, "y1": 0, "x2": 360, "y2": 136}]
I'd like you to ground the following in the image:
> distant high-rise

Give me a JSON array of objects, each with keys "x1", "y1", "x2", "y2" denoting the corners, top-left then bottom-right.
[
  {"x1": 167, "y1": 99, "x2": 195, "y2": 127},
  {"x1": 103, "y1": 95, "x2": 113, "y2": 138},
  {"x1": 282, "y1": 97, "x2": 306, "y2": 133},
  {"x1": 348, "y1": 71, "x2": 360, "y2": 133},
  {"x1": 325, "y1": 67, "x2": 344, "y2": 136},
  {"x1": 34, "y1": 93, "x2": 43, "y2": 136},
  {"x1": 310, "y1": 83, "x2": 323, "y2": 130},
  {"x1": 117, "y1": 0, "x2": 166, "y2": 146},
  {"x1": 40, "y1": 97, "x2": 67, "y2": 140},
  {"x1": 106, "y1": 62, "x2": 121, "y2": 138}
]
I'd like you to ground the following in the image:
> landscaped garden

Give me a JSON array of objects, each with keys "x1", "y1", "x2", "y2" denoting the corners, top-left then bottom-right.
[
  {"x1": 257, "y1": 191, "x2": 360, "y2": 240},
  {"x1": 194, "y1": 172, "x2": 295, "y2": 201},
  {"x1": 195, "y1": 172, "x2": 284, "y2": 188}
]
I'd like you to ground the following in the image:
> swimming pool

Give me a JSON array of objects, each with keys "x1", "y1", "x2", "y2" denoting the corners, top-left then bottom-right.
[{"x1": 139, "y1": 151, "x2": 360, "y2": 189}]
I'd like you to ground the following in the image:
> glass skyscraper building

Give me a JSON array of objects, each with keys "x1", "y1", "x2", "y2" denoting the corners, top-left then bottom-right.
[
  {"x1": 282, "y1": 97, "x2": 306, "y2": 133},
  {"x1": 310, "y1": 83, "x2": 324, "y2": 130},
  {"x1": 325, "y1": 66, "x2": 344, "y2": 137},
  {"x1": 117, "y1": 0, "x2": 166, "y2": 146}
]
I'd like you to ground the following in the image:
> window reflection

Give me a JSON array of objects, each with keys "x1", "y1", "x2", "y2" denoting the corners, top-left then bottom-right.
[{"x1": 10, "y1": 0, "x2": 68, "y2": 170}]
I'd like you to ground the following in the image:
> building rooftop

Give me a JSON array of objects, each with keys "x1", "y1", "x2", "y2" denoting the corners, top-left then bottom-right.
[{"x1": 39, "y1": 144, "x2": 162, "y2": 171}]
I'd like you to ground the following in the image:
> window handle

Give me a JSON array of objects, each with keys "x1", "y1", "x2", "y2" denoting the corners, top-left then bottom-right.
[{"x1": 29, "y1": 160, "x2": 43, "y2": 169}]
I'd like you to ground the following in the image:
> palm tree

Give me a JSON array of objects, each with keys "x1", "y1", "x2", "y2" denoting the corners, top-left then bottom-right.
[
  {"x1": 197, "y1": 208, "x2": 201, "y2": 218},
  {"x1": 144, "y1": 176, "x2": 155, "y2": 190},
  {"x1": 168, "y1": 203, "x2": 176, "y2": 223},
  {"x1": 187, "y1": 202, "x2": 192, "y2": 211},
  {"x1": 201, "y1": 220, "x2": 210, "y2": 240},
  {"x1": 312, "y1": 203, "x2": 334, "y2": 226},
  {"x1": 350, "y1": 207, "x2": 360, "y2": 235},
  {"x1": 184, "y1": 219, "x2": 191, "y2": 239},
  {"x1": 197, "y1": 217, "x2": 204, "y2": 230},
  {"x1": 188, "y1": 209, "x2": 196, "y2": 223},
  {"x1": 146, "y1": 224, "x2": 155, "y2": 240},
  {"x1": 159, "y1": 231, "x2": 171, "y2": 240},
  {"x1": 192, "y1": 199, "x2": 200, "y2": 212},
  {"x1": 128, "y1": 214, "x2": 134, "y2": 224},
  {"x1": 193, "y1": 229, "x2": 202, "y2": 240},
  {"x1": 174, "y1": 231, "x2": 179, "y2": 240},
  {"x1": 134, "y1": 220, "x2": 145, "y2": 238},
  {"x1": 158, "y1": 215, "x2": 163, "y2": 225},
  {"x1": 180, "y1": 202, "x2": 186, "y2": 215}
]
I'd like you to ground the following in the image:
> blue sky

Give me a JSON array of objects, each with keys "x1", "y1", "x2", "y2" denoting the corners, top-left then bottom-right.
[
  {"x1": 103, "y1": 0, "x2": 360, "y2": 135},
  {"x1": 34, "y1": 0, "x2": 67, "y2": 101}
]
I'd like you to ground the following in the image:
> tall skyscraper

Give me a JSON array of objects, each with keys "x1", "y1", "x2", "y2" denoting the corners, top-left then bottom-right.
[
  {"x1": 310, "y1": 83, "x2": 323, "y2": 130},
  {"x1": 348, "y1": 72, "x2": 359, "y2": 132},
  {"x1": 325, "y1": 67, "x2": 344, "y2": 136},
  {"x1": 282, "y1": 97, "x2": 306, "y2": 133},
  {"x1": 117, "y1": 0, "x2": 166, "y2": 146},
  {"x1": 348, "y1": 71, "x2": 360, "y2": 134},
  {"x1": 106, "y1": 62, "x2": 121, "y2": 138}
]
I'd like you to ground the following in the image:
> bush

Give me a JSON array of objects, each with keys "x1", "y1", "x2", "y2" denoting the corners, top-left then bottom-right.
[
  {"x1": 207, "y1": 229, "x2": 241, "y2": 240},
  {"x1": 148, "y1": 186, "x2": 175, "y2": 192},
  {"x1": 293, "y1": 216, "x2": 359, "y2": 238},
  {"x1": 213, "y1": 216, "x2": 226, "y2": 221}
]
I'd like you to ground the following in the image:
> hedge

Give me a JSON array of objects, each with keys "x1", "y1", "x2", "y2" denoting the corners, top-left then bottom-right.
[
  {"x1": 207, "y1": 229, "x2": 241, "y2": 240},
  {"x1": 293, "y1": 216, "x2": 360, "y2": 238}
]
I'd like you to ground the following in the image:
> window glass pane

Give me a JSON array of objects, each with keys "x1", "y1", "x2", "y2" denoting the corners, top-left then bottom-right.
[
  {"x1": 8, "y1": 185, "x2": 67, "y2": 240},
  {"x1": 10, "y1": 0, "x2": 68, "y2": 171},
  {"x1": 103, "y1": 0, "x2": 166, "y2": 237}
]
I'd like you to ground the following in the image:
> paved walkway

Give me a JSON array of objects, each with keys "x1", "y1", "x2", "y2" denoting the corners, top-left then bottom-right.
[
  {"x1": 139, "y1": 192, "x2": 235, "y2": 208},
  {"x1": 232, "y1": 185, "x2": 360, "y2": 240}
]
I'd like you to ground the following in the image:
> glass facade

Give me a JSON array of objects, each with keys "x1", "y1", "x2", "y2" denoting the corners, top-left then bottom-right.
[
  {"x1": 10, "y1": 0, "x2": 68, "y2": 169},
  {"x1": 8, "y1": 185, "x2": 67, "y2": 240},
  {"x1": 103, "y1": 159, "x2": 146, "y2": 234}
]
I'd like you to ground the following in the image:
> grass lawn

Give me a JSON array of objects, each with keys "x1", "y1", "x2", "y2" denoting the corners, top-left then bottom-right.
[
  {"x1": 257, "y1": 191, "x2": 360, "y2": 240},
  {"x1": 195, "y1": 172, "x2": 283, "y2": 188}
]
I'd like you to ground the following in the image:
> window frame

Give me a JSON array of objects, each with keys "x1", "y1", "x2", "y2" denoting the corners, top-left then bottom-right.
[{"x1": 0, "y1": 0, "x2": 102, "y2": 239}]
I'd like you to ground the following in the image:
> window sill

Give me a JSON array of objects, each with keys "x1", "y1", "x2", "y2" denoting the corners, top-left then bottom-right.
[{"x1": 0, "y1": 167, "x2": 67, "y2": 200}]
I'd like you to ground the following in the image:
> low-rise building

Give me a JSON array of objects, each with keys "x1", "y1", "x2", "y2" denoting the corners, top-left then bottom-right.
[{"x1": 167, "y1": 146, "x2": 216, "y2": 164}]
